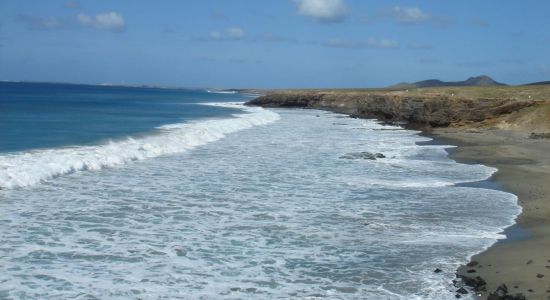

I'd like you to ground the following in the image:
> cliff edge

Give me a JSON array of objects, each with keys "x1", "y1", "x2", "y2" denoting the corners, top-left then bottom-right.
[{"x1": 246, "y1": 86, "x2": 550, "y2": 133}]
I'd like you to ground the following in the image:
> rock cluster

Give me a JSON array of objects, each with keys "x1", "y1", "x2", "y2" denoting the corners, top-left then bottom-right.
[
  {"x1": 456, "y1": 276, "x2": 528, "y2": 300},
  {"x1": 339, "y1": 152, "x2": 385, "y2": 160},
  {"x1": 487, "y1": 284, "x2": 526, "y2": 300},
  {"x1": 529, "y1": 132, "x2": 550, "y2": 139}
]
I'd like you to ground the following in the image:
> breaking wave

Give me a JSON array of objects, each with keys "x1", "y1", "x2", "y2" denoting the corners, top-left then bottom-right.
[{"x1": 0, "y1": 103, "x2": 279, "y2": 189}]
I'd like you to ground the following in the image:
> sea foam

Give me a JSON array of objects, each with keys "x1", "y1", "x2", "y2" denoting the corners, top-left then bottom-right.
[
  {"x1": 0, "y1": 103, "x2": 279, "y2": 189},
  {"x1": 0, "y1": 108, "x2": 521, "y2": 299}
]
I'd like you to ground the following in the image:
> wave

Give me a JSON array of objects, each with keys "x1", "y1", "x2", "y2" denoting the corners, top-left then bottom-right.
[
  {"x1": 206, "y1": 89, "x2": 238, "y2": 94},
  {"x1": 0, "y1": 103, "x2": 280, "y2": 189}
]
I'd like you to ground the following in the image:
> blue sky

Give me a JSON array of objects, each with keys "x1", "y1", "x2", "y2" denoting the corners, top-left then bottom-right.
[{"x1": 1, "y1": 0, "x2": 549, "y2": 88}]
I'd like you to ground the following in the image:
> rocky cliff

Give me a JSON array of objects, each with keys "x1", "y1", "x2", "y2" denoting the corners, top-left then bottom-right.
[{"x1": 246, "y1": 87, "x2": 550, "y2": 131}]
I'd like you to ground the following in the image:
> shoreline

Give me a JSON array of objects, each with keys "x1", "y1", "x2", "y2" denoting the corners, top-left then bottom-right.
[
  {"x1": 245, "y1": 88, "x2": 550, "y2": 299},
  {"x1": 429, "y1": 128, "x2": 550, "y2": 299}
]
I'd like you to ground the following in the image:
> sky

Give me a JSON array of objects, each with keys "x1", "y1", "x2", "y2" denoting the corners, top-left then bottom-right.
[{"x1": 0, "y1": 0, "x2": 549, "y2": 88}]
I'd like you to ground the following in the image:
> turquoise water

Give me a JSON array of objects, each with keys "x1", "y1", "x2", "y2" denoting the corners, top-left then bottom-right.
[{"x1": 0, "y1": 83, "x2": 520, "y2": 299}]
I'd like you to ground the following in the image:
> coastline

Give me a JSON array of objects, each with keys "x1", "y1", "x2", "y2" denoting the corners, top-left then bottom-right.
[
  {"x1": 245, "y1": 88, "x2": 550, "y2": 299},
  {"x1": 430, "y1": 128, "x2": 550, "y2": 299}
]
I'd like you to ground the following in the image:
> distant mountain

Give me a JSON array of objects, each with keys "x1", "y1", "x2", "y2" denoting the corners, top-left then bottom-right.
[
  {"x1": 389, "y1": 75, "x2": 507, "y2": 89},
  {"x1": 523, "y1": 81, "x2": 550, "y2": 86}
]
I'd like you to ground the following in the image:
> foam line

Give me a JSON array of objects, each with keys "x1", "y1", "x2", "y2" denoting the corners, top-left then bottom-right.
[{"x1": 0, "y1": 103, "x2": 280, "y2": 189}]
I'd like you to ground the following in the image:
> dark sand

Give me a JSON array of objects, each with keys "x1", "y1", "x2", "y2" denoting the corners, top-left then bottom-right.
[{"x1": 432, "y1": 128, "x2": 550, "y2": 299}]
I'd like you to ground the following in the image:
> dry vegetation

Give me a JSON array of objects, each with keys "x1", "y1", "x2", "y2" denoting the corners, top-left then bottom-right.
[{"x1": 251, "y1": 85, "x2": 550, "y2": 133}]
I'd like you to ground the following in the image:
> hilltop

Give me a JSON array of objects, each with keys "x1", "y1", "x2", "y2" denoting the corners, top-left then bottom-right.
[{"x1": 389, "y1": 75, "x2": 506, "y2": 89}]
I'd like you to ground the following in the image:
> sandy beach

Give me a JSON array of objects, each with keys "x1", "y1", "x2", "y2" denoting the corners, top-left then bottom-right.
[{"x1": 432, "y1": 128, "x2": 550, "y2": 299}]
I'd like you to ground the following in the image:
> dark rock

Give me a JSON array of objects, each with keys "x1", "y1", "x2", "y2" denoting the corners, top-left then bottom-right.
[
  {"x1": 536, "y1": 273, "x2": 545, "y2": 278},
  {"x1": 456, "y1": 287, "x2": 468, "y2": 294},
  {"x1": 489, "y1": 293, "x2": 527, "y2": 300},
  {"x1": 487, "y1": 284, "x2": 529, "y2": 300},
  {"x1": 458, "y1": 275, "x2": 487, "y2": 292},
  {"x1": 466, "y1": 269, "x2": 476, "y2": 273},
  {"x1": 527, "y1": 259, "x2": 533, "y2": 264},
  {"x1": 495, "y1": 284, "x2": 508, "y2": 296},
  {"x1": 529, "y1": 132, "x2": 550, "y2": 139},
  {"x1": 466, "y1": 261, "x2": 479, "y2": 267},
  {"x1": 339, "y1": 152, "x2": 385, "y2": 160},
  {"x1": 434, "y1": 268, "x2": 443, "y2": 273},
  {"x1": 175, "y1": 248, "x2": 187, "y2": 256}
]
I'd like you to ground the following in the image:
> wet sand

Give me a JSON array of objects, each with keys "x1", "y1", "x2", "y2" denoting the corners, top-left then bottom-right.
[{"x1": 432, "y1": 128, "x2": 550, "y2": 299}]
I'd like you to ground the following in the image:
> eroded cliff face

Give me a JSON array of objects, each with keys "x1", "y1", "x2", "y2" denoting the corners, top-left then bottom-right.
[{"x1": 247, "y1": 91, "x2": 546, "y2": 129}]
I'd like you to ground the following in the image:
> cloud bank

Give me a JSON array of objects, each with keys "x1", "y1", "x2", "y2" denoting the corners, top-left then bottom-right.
[{"x1": 77, "y1": 12, "x2": 126, "y2": 32}]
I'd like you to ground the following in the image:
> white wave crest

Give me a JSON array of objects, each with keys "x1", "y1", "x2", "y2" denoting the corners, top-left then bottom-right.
[{"x1": 0, "y1": 103, "x2": 280, "y2": 189}]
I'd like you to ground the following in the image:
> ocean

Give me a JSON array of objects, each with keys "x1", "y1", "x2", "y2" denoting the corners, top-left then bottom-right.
[{"x1": 0, "y1": 82, "x2": 521, "y2": 299}]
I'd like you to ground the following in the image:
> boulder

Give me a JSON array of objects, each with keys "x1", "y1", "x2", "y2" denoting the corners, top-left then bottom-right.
[
  {"x1": 456, "y1": 287, "x2": 468, "y2": 294},
  {"x1": 458, "y1": 275, "x2": 487, "y2": 292},
  {"x1": 339, "y1": 152, "x2": 386, "y2": 160}
]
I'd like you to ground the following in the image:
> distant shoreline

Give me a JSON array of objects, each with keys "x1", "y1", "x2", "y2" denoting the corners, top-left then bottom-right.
[{"x1": 246, "y1": 86, "x2": 550, "y2": 299}]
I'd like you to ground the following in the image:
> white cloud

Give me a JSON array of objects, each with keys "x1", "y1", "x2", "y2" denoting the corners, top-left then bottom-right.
[
  {"x1": 369, "y1": 38, "x2": 399, "y2": 48},
  {"x1": 77, "y1": 12, "x2": 126, "y2": 32},
  {"x1": 209, "y1": 31, "x2": 222, "y2": 39},
  {"x1": 225, "y1": 27, "x2": 246, "y2": 39},
  {"x1": 381, "y1": 6, "x2": 450, "y2": 27},
  {"x1": 77, "y1": 13, "x2": 92, "y2": 24},
  {"x1": 390, "y1": 6, "x2": 430, "y2": 24},
  {"x1": 293, "y1": 0, "x2": 349, "y2": 23},
  {"x1": 322, "y1": 37, "x2": 399, "y2": 49},
  {"x1": 208, "y1": 27, "x2": 246, "y2": 40}
]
